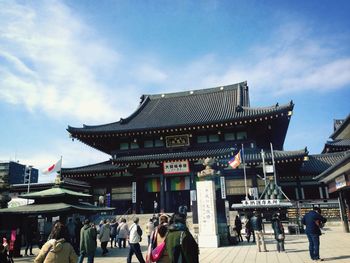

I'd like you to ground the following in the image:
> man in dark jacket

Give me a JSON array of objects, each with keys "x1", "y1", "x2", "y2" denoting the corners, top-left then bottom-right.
[
  {"x1": 302, "y1": 207, "x2": 327, "y2": 261},
  {"x1": 78, "y1": 219, "x2": 97, "y2": 263},
  {"x1": 250, "y1": 211, "x2": 267, "y2": 252}
]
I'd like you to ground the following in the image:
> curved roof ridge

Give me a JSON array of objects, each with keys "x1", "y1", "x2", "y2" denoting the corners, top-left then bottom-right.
[
  {"x1": 309, "y1": 151, "x2": 348, "y2": 158},
  {"x1": 241, "y1": 101, "x2": 293, "y2": 111},
  {"x1": 144, "y1": 81, "x2": 247, "y2": 100}
]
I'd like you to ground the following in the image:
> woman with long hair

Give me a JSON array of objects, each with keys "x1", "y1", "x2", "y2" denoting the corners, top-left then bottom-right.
[{"x1": 34, "y1": 221, "x2": 77, "y2": 263}]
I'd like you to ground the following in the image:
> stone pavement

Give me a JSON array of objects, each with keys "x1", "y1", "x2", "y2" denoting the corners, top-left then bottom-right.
[{"x1": 13, "y1": 226, "x2": 350, "y2": 262}]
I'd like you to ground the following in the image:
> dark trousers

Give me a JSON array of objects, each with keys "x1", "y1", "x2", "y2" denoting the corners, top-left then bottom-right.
[
  {"x1": 276, "y1": 240, "x2": 285, "y2": 252},
  {"x1": 306, "y1": 233, "x2": 320, "y2": 260},
  {"x1": 118, "y1": 238, "x2": 126, "y2": 248},
  {"x1": 25, "y1": 238, "x2": 33, "y2": 255},
  {"x1": 127, "y1": 243, "x2": 145, "y2": 263},
  {"x1": 237, "y1": 229, "x2": 243, "y2": 242},
  {"x1": 101, "y1": 241, "x2": 108, "y2": 254},
  {"x1": 77, "y1": 253, "x2": 94, "y2": 263}
]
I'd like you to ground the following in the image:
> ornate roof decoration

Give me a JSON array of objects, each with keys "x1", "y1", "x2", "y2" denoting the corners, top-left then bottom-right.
[{"x1": 301, "y1": 151, "x2": 348, "y2": 174}]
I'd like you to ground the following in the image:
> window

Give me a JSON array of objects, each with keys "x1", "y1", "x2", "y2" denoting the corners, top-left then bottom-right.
[
  {"x1": 236, "y1": 131, "x2": 247, "y2": 140},
  {"x1": 224, "y1": 132, "x2": 235, "y2": 141},
  {"x1": 154, "y1": 139, "x2": 164, "y2": 147},
  {"x1": 120, "y1": 142, "x2": 129, "y2": 150},
  {"x1": 208, "y1": 134, "x2": 219, "y2": 142},
  {"x1": 144, "y1": 140, "x2": 153, "y2": 148},
  {"x1": 197, "y1": 135, "x2": 207, "y2": 143},
  {"x1": 130, "y1": 142, "x2": 139, "y2": 149}
]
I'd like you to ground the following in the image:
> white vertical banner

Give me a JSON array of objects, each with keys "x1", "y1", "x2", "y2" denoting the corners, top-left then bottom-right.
[
  {"x1": 220, "y1": 176, "x2": 226, "y2": 199},
  {"x1": 132, "y1": 182, "x2": 137, "y2": 204}
]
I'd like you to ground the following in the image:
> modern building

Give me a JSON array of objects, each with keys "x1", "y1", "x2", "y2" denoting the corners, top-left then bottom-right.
[
  {"x1": 0, "y1": 161, "x2": 38, "y2": 208},
  {"x1": 0, "y1": 161, "x2": 38, "y2": 185}
]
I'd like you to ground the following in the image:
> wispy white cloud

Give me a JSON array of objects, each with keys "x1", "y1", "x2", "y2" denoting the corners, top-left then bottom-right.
[
  {"x1": 160, "y1": 23, "x2": 350, "y2": 98},
  {"x1": 0, "y1": 0, "x2": 121, "y2": 123}
]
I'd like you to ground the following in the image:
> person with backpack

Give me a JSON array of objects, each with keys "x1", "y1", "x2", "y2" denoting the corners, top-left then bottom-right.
[
  {"x1": 164, "y1": 213, "x2": 198, "y2": 263},
  {"x1": 127, "y1": 217, "x2": 145, "y2": 263},
  {"x1": 146, "y1": 214, "x2": 169, "y2": 263}
]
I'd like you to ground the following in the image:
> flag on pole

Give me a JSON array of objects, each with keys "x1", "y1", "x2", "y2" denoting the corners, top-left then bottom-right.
[
  {"x1": 228, "y1": 151, "x2": 241, "y2": 169},
  {"x1": 42, "y1": 158, "x2": 62, "y2": 175}
]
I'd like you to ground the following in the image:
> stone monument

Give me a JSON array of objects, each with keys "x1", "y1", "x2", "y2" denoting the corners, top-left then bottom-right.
[{"x1": 197, "y1": 158, "x2": 220, "y2": 247}]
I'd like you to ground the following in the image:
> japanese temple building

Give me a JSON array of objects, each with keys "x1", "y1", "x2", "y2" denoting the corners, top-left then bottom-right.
[
  {"x1": 315, "y1": 115, "x2": 350, "y2": 231},
  {"x1": 62, "y1": 81, "x2": 342, "y2": 217}
]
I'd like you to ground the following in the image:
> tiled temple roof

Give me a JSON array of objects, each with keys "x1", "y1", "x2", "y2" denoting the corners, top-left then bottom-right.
[
  {"x1": 300, "y1": 151, "x2": 348, "y2": 174},
  {"x1": 330, "y1": 114, "x2": 350, "y2": 140},
  {"x1": 62, "y1": 148, "x2": 306, "y2": 175},
  {"x1": 61, "y1": 161, "x2": 128, "y2": 178},
  {"x1": 325, "y1": 139, "x2": 350, "y2": 147},
  {"x1": 315, "y1": 151, "x2": 350, "y2": 182},
  {"x1": 322, "y1": 139, "x2": 350, "y2": 153},
  {"x1": 68, "y1": 82, "x2": 293, "y2": 134}
]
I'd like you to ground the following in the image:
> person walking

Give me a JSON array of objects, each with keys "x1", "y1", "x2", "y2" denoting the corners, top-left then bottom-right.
[
  {"x1": 234, "y1": 215, "x2": 243, "y2": 242},
  {"x1": 110, "y1": 219, "x2": 118, "y2": 248},
  {"x1": 127, "y1": 217, "x2": 145, "y2": 263},
  {"x1": 78, "y1": 219, "x2": 97, "y2": 263},
  {"x1": 117, "y1": 218, "x2": 129, "y2": 249},
  {"x1": 271, "y1": 213, "x2": 285, "y2": 252},
  {"x1": 99, "y1": 219, "x2": 110, "y2": 256},
  {"x1": 66, "y1": 218, "x2": 76, "y2": 246},
  {"x1": 302, "y1": 207, "x2": 327, "y2": 262},
  {"x1": 34, "y1": 222, "x2": 77, "y2": 263},
  {"x1": 74, "y1": 218, "x2": 83, "y2": 253},
  {"x1": 24, "y1": 222, "x2": 36, "y2": 256},
  {"x1": 154, "y1": 200, "x2": 158, "y2": 214},
  {"x1": 250, "y1": 211, "x2": 267, "y2": 252},
  {"x1": 243, "y1": 215, "x2": 255, "y2": 243},
  {"x1": 165, "y1": 213, "x2": 199, "y2": 263},
  {"x1": 147, "y1": 214, "x2": 170, "y2": 263},
  {"x1": 145, "y1": 218, "x2": 155, "y2": 246}
]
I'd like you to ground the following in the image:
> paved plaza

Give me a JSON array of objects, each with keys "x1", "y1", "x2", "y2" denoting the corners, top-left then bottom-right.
[{"x1": 14, "y1": 225, "x2": 350, "y2": 263}]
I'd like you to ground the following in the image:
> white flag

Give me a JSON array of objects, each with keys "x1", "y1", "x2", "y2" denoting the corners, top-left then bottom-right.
[{"x1": 42, "y1": 158, "x2": 62, "y2": 175}]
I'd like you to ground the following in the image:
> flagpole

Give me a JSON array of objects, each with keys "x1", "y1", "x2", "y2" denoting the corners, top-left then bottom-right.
[
  {"x1": 59, "y1": 156, "x2": 63, "y2": 180},
  {"x1": 270, "y1": 143, "x2": 277, "y2": 185},
  {"x1": 261, "y1": 149, "x2": 267, "y2": 187},
  {"x1": 242, "y1": 144, "x2": 248, "y2": 200}
]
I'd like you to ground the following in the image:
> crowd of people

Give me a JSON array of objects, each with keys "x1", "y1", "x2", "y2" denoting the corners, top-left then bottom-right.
[
  {"x1": 0, "y1": 206, "x2": 328, "y2": 262},
  {"x1": 0, "y1": 211, "x2": 198, "y2": 263}
]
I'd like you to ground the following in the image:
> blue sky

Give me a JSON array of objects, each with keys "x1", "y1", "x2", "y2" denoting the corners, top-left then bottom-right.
[{"x1": 0, "y1": 0, "x2": 349, "y2": 183}]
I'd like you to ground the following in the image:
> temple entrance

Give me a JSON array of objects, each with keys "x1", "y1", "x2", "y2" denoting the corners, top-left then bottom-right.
[{"x1": 165, "y1": 190, "x2": 190, "y2": 213}]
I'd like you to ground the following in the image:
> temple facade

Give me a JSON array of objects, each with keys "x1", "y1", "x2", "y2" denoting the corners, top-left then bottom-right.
[{"x1": 62, "y1": 81, "x2": 336, "y2": 217}]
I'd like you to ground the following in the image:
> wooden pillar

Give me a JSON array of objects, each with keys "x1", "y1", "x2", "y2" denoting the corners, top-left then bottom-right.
[
  {"x1": 160, "y1": 174, "x2": 165, "y2": 213},
  {"x1": 338, "y1": 190, "x2": 349, "y2": 233}
]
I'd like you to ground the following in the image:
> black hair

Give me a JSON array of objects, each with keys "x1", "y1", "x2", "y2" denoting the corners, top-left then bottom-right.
[{"x1": 169, "y1": 213, "x2": 186, "y2": 225}]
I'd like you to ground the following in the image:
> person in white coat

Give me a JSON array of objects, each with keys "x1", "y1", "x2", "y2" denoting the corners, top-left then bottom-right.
[{"x1": 127, "y1": 217, "x2": 145, "y2": 263}]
